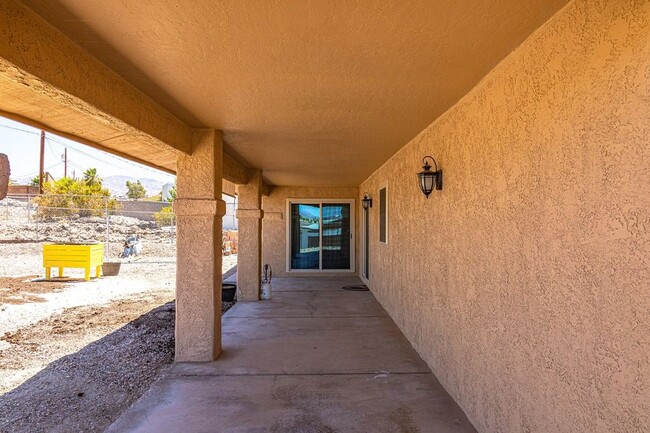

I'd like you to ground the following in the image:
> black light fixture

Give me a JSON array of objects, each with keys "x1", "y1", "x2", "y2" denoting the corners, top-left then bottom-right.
[
  {"x1": 361, "y1": 193, "x2": 373, "y2": 210},
  {"x1": 417, "y1": 156, "x2": 443, "y2": 198}
]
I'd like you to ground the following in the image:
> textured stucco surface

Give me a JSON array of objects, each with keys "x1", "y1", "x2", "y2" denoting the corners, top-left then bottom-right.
[
  {"x1": 360, "y1": 1, "x2": 650, "y2": 432},
  {"x1": 0, "y1": 0, "x2": 252, "y2": 181},
  {"x1": 262, "y1": 186, "x2": 359, "y2": 278},
  {"x1": 0, "y1": 153, "x2": 9, "y2": 200},
  {"x1": 236, "y1": 170, "x2": 263, "y2": 301},
  {"x1": 21, "y1": 0, "x2": 567, "y2": 186},
  {"x1": 0, "y1": 0, "x2": 192, "y2": 170},
  {"x1": 174, "y1": 129, "x2": 224, "y2": 362}
]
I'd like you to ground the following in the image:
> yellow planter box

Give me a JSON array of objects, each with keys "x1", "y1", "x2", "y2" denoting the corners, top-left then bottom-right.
[{"x1": 43, "y1": 243, "x2": 104, "y2": 281}]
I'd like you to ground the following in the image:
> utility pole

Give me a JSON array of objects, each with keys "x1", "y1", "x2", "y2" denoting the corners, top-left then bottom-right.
[
  {"x1": 62, "y1": 147, "x2": 68, "y2": 178},
  {"x1": 39, "y1": 130, "x2": 45, "y2": 194}
]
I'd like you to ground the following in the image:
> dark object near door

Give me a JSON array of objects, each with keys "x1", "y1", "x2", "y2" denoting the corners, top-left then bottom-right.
[
  {"x1": 222, "y1": 283, "x2": 237, "y2": 301},
  {"x1": 342, "y1": 285, "x2": 369, "y2": 291},
  {"x1": 102, "y1": 262, "x2": 121, "y2": 276}
]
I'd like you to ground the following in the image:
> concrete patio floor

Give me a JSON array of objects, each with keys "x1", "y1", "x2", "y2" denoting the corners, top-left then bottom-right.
[{"x1": 107, "y1": 277, "x2": 477, "y2": 433}]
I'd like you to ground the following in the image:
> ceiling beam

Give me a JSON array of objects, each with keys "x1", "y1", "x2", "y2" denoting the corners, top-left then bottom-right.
[
  {"x1": 0, "y1": 0, "x2": 192, "y2": 170},
  {"x1": 260, "y1": 181, "x2": 274, "y2": 197},
  {"x1": 222, "y1": 152, "x2": 250, "y2": 185}
]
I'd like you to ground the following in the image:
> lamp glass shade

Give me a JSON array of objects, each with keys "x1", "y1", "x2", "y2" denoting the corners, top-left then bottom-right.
[
  {"x1": 361, "y1": 196, "x2": 371, "y2": 209},
  {"x1": 418, "y1": 170, "x2": 436, "y2": 197}
]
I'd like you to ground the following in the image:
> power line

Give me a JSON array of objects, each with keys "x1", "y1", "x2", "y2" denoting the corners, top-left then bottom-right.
[
  {"x1": 46, "y1": 137, "x2": 59, "y2": 161},
  {"x1": 12, "y1": 162, "x2": 62, "y2": 180},
  {"x1": 1, "y1": 119, "x2": 174, "y2": 179},
  {"x1": 44, "y1": 162, "x2": 62, "y2": 172},
  {"x1": 46, "y1": 134, "x2": 173, "y2": 178},
  {"x1": 68, "y1": 161, "x2": 86, "y2": 171},
  {"x1": 0, "y1": 122, "x2": 40, "y2": 135}
]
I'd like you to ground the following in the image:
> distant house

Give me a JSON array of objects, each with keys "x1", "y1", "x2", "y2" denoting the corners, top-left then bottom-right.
[{"x1": 161, "y1": 183, "x2": 174, "y2": 201}]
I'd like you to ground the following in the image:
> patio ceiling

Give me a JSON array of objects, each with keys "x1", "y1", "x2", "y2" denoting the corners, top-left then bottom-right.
[{"x1": 21, "y1": 0, "x2": 568, "y2": 186}]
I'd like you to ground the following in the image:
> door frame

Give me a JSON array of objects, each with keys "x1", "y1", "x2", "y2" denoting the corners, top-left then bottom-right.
[
  {"x1": 361, "y1": 202, "x2": 370, "y2": 283},
  {"x1": 285, "y1": 198, "x2": 356, "y2": 273}
]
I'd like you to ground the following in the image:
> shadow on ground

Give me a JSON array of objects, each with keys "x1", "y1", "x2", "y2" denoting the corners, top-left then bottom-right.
[{"x1": 0, "y1": 302, "x2": 176, "y2": 433}]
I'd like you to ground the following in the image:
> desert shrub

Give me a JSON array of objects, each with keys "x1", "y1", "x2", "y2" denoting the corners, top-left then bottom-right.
[
  {"x1": 35, "y1": 177, "x2": 119, "y2": 219},
  {"x1": 154, "y1": 206, "x2": 174, "y2": 226},
  {"x1": 147, "y1": 192, "x2": 163, "y2": 202},
  {"x1": 126, "y1": 180, "x2": 147, "y2": 199}
]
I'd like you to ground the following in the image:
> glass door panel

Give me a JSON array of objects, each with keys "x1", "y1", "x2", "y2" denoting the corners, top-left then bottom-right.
[
  {"x1": 290, "y1": 203, "x2": 320, "y2": 270},
  {"x1": 322, "y1": 203, "x2": 351, "y2": 270}
]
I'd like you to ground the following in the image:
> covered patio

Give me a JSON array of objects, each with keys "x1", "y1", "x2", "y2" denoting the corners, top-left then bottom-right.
[
  {"x1": 107, "y1": 277, "x2": 476, "y2": 433},
  {"x1": 0, "y1": 0, "x2": 647, "y2": 431}
]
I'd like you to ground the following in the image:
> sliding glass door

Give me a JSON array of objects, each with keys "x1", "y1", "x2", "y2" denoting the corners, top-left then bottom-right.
[
  {"x1": 290, "y1": 203, "x2": 321, "y2": 270},
  {"x1": 322, "y1": 203, "x2": 351, "y2": 269},
  {"x1": 288, "y1": 200, "x2": 354, "y2": 271}
]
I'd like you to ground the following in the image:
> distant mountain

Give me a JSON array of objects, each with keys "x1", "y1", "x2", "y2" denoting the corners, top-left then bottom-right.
[{"x1": 102, "y1": 176, "x2": 165, "y2": 198}]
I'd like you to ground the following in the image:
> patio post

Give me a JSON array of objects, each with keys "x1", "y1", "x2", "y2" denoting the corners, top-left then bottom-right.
[
  {"x1": 236, "y1": 169, "x2": 263, "y2": 301},
  {"x1": 174, "y1": 129, "x2": 225, "y2": 361}
]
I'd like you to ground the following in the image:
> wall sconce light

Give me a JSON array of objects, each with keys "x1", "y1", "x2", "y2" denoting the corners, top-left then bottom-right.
[
  {"x1": 361, "y1": 193, "x2": 373, "y2": 210},
  {"x1": 417, "y1": 156, "x2": 443, "y2": 198}
]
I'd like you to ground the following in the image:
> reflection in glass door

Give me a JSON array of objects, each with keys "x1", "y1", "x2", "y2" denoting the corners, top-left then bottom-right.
[
  {"x1": 322, "y1": 203, "x2": 351, "y2": 269},
  {"x1": 288, "y1": 200, "x2": 354, "y2": 271},
  {"x1": 290, "y1": 203, "x2": 321, "y2": 270}
]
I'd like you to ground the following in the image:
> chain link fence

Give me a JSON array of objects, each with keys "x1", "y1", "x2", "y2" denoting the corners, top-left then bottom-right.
[
  {"x1": 1, "y1": 194, "x2": 176, "y2": 261},
  {"x1": 1, "y1": 193, "x2": 239, "y2": 263}
]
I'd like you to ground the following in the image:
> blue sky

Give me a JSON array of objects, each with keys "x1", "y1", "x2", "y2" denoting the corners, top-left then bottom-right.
[{"x1": 0, "y1": 116, "x2": 176, "y2": 184}]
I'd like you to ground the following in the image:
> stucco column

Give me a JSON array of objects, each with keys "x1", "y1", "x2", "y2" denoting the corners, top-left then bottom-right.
[
  {"x1": 174, "y1": 129, "x2": 225, "y2": 362},
  {"x1": 236, "y1": 169, "x2": 263, "y2": 301},
  {"x1": 0, "y1": 154, "x2": 9, "y2": 200}
]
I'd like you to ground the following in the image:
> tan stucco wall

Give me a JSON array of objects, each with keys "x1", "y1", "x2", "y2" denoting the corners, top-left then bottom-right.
[
  {"x1": 236, "y1": 170, "x2": 263, "y2": 300},
  {"x1": 0, "y1": 0, "x2": 192, "y2": 171},
  {"x1": 262, "y1": 186, "x2": 359, "y2": 278},
  {"x1": 360, "y1": 1, "x2": 650, "y2": 432},
  {"x1": 174, "y1": 129, "x2": 225, "y2": 362},
  {"x1": 0, "y1": 153, "x2": 9, "y2": 200}
]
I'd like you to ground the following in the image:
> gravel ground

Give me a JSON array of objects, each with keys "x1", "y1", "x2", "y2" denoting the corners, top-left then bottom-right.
[
  {"x1": 0, "y1": 235, "x2": 238, "y2": 432},
  {"x1": 0, "y1": 295, "x2": 236, "y2": 433},
  {"x1": 0, "y1": 261, "x2": 175, "y2": 335},
  {"x1": 0, "y1": 199, "x2": 177, "y2": 260},
  {"x1": 0, "y1": 243, "x2": 237, "y2": 335}
]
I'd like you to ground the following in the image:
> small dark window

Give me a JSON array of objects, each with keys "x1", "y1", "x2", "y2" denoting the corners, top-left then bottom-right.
[{"x1": 379, "y1": 186, "x2": 387, "y2": 243}]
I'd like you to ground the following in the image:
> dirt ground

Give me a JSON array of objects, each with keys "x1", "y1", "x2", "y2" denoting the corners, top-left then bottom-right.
[
  {"x1": 0, "y1": 239, "x2": 237, "y2": 433},
  {"x1": 0, "y1": 294, "x2": 176, "y2": 433},
  {"x1": 0, "y1": 276, "x2": 68, "y2": 305}
]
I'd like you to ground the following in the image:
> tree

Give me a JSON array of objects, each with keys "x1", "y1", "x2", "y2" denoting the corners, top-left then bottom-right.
[
  {"x1": 83, "y1": 168, "x2": 101, "y2": 187},
  {"x1": 30, "y1": 175, "x2": 40, "y2": 187},
  {"x1": 35, "y1": 176, "x2": 119, "y2": 218},
  {"x1": 126, "y1": 180, "x2": 146, "y2": 199},
  {"x1": 167, "y1": 183, "x2": 177, "y2": 202}
]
